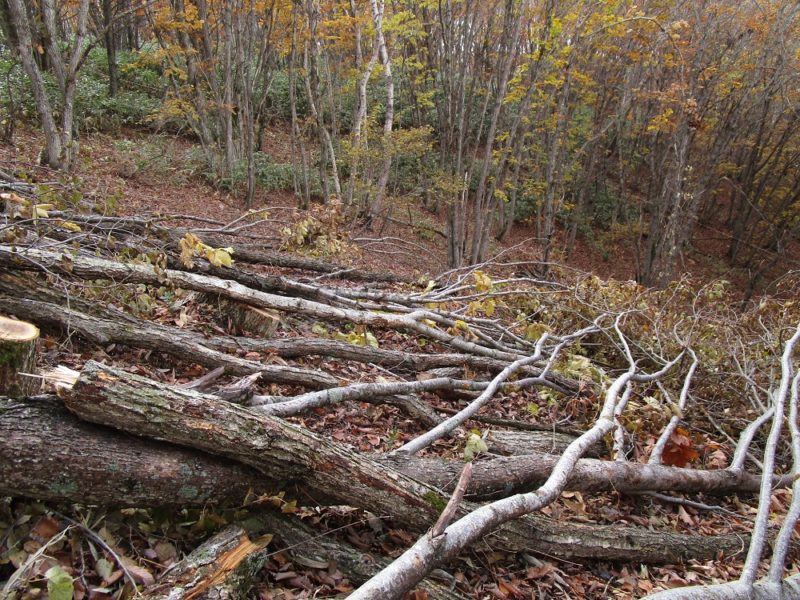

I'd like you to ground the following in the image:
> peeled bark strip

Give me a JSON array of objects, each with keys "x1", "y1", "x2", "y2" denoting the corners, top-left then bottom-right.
[
  {"x1": 0, "y1": 397, "x2": 270, "y2": 505},
  {"x1": 0, "y1": 315, "x2": 39, "y2": 397},
  {"x1": 63, "y1": 361, "x2": 753, "y2": 564},
  {"x1": 143, "y1": 525, "x2": 272, "y2": 600}
]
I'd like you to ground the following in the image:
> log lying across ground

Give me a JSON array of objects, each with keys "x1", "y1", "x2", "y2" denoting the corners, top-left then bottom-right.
[
  {"x1": 0, "y1": 280, "x2": 338, "y2": 390},
  {"x1": 50, "y1": 361, "x2": 753, "y2": 564},
  {"x1": 3, "y1": 237, "x2": 790, "y2": 596},
  {"x1": 0, "y1": 245, "x2": 524, "y2": 361},
  {"x1": 0, "y1": 393, "x2": 766, "y2": 509},
  {"x1": 0, "y1": 396, "x2": 271, "y2": 506},
  {"x1": 0, "y1": 398, "x2": 465, "y2": 600},
  {"x1": 44, "y1": 211, "x2": 415, "y2": 285},
  {"x1": 0, "y1": 272, "x2": 546, "y2": 376}
]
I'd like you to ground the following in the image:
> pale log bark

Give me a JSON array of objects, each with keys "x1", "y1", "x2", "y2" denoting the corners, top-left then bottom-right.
[
  {"x1": 380, "y1": 452, "x2": 766, "y2": 498},
  {"x1": 0, "y1": 245, "x2": 522, "y2": 361},
  {"x1": 643, "y1": 577, "x2": 800, "y2": 600},
  {"x1": 346, "y1": 356, "x2": 682, "y2": 598}
]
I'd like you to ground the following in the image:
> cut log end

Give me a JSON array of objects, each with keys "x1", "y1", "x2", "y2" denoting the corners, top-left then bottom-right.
[{"x1": 0, "y1": 315, "x2": 40, "y2": 397}]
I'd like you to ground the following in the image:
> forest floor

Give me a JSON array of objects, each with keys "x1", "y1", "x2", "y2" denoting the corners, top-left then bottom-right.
[
  {"x1": 3, "y1": 124, "x2": 795, "y2": 296},
  {"x1": 0, "y1": 127, "x2": 797, "y2": 599}
]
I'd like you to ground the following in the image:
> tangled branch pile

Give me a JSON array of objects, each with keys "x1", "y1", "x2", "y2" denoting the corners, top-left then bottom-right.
[{"x1": 1, "y1": 187, "x2": 800, "y2": 599}]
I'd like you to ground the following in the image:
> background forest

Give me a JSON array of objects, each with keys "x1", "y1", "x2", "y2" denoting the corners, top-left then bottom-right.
[{"x1": 2, "y1": 0, "x2": 799, "y2": 293}]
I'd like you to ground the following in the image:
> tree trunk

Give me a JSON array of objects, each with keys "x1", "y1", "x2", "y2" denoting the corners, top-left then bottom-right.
[
  {"x1": 366, "y1": 0, "x2": 394, "y2": 226},
  {"x1": 102, "y1": 0, "x2": 118, "y2": 97},
  {"x1": 0, "y1": 315, "x2": 39, "y2": 397},
  {"x1": 0, "y1": 391, "x2": 767, "y2": 508},
  {"x1": 0, "y1": 291, "x2": 335, "y2": 390}
]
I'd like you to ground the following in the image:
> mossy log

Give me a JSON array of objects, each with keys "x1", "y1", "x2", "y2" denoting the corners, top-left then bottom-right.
[{"x1": 0, "y1": 315, "x2": 39, "y2": 397}]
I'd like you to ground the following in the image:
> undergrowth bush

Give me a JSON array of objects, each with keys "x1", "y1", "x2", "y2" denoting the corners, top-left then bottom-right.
[
  {"x1": 76, "y1": 48, "x2": 162, "y2": 132},
  {"x1": 280, "y1": 199, "x2": 358, "y2": 259}
]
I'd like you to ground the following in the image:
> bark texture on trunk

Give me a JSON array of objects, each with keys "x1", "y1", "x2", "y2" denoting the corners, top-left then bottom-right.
[
  {"x1": 0, "y1": 315, "x2": 39, "y2": 397},
  {"x1": 0, "y1": 395, "x2": 765, "y2": 508},
  {"x1": 0, "y1": 290, "x2": 336, "y2": 390}
]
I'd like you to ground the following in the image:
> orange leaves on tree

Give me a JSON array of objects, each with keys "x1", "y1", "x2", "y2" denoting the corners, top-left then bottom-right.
[{"x1": 661, "y1": 427, "x2": 700, "y2": 467}]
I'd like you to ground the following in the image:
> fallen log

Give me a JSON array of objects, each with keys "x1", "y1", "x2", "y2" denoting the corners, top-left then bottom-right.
[
  {"x1": 0, "y1": 245, "x2": 521, "y2": 361},
  {"x1": 0, "y1": 271, "x2": 582, "y2": 395},
  {"x1": 0, "y1": 395, "x2": 766, "y2": 507},
  {"x1": 61, "y1": 361, "x2": 753, "y2": 564},
  {"x1": 485, "y1": 429, "x2": 603, "y2": 458},
  {"x1": 0, "y1": 396, "x2": 271, "y2": 505},
  {"x1": 0, "y1": 291, "x2": 337, "y2": 390},
  {"x1": 0, "y1": 273, "x2": 499, "y2": 374},
  {"x1": 378, "y1": 452, "x2": 767, "y2": 498},
  {"x1": 0, "y1": 283, "x2": 576, "y2": 429},
  {"x1": 44, "y1": 211, "x2": 414, "y2": 284},
  {"x1": 0, "y1": 293, "x2": 443, "y2": 425}
]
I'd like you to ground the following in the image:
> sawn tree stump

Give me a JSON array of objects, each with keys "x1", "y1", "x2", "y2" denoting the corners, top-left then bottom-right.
[{"x1": 0, "y1": 315, "x2": 39, "y2": 397}]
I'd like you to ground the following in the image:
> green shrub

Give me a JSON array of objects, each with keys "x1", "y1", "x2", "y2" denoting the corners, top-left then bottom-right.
[
  {"x1": 0, "y1": 49, "x2": 35, "y2": 140},
  {"x1": 75, "y1": 48, "x2": 163, "y2": 132},
  {"x1": 216, "y1": 152, "x2": 325, "y2": 198},
  {"x1": 263, "y1": 71, "x2": 308, "y2": 122}
]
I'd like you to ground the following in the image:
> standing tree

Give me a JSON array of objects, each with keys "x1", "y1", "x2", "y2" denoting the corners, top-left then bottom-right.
[{"x1": 4, "y1": 0, "x2": 90, "y2": 170}]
